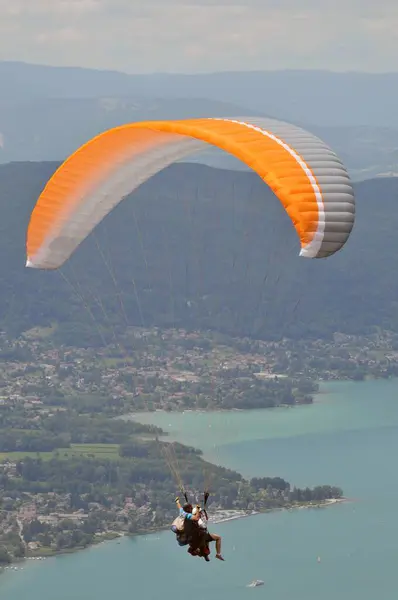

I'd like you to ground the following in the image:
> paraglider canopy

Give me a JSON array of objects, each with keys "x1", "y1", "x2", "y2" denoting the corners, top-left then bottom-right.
[{"x1": 26, "y1": 116, "x2": 355, "y2": 269}]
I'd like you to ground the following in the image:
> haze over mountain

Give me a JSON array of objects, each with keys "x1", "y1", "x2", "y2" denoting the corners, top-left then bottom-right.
[
  {"x1": 1, "y1": 61, "x2": 398, "y2": 128},
  {"x1": 0, "y1": 62, "x2": 398, "y2": 181},
  {"x1": 1, "y1": 160, "x2": 397, "y2": 343}
]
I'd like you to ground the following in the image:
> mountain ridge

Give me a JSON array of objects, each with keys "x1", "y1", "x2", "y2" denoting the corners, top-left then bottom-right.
[{"x1": 1, "y1": 160, "x2": 397, "y2": 342}]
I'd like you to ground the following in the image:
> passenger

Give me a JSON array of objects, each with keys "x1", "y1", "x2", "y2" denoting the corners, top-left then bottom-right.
[{"x1": 192, "y1": 505, "x2": 225, "y2": 561}]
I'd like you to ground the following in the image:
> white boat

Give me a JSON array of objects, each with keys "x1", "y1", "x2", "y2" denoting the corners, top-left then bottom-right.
[{"x1": 247, "y1": 580, "x2": 264, "y2": 588}]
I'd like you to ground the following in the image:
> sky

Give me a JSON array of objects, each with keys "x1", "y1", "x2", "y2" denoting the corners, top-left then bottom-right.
[{"x1": 1, "y1": 0, "x2": 398, "y2": 73}]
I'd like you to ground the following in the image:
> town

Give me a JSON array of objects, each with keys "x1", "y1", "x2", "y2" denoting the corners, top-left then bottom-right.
[{"x1": 2, "y1": 325, "x2": 398, "y2": 414}]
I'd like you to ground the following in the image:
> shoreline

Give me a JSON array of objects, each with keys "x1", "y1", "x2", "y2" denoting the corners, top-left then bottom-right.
[
  {"x1": 0, "y1": 497, "x2": 349, "y2": 568},
  {"x1": 210, "y1": 497, "x2": 348, "y2": 524},
  {"x1": 1, "y1": 386, "x2": 353, "y2": 569},
  {"x1": 123, "y1": 375, "x2": 398, "y2": 418},
  {"x1": 121, "y1": 376, "x2": 398, "y2": 418}
]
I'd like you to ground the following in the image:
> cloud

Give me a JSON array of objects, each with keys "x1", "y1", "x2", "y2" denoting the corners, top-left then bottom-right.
[
  {"x1": 0, "y1": 0, "x2": 397, "y2": 72},
  {"x1": 36, "y1": 28, "x2": 84, "y2": 44},
  {"x1": 1, "y1": 0, "x2": 101, "y2": 16}
]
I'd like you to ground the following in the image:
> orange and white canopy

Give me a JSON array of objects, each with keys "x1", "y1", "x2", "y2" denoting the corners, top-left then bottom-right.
[{"x1": 26, "y1": 117, "x2": 355, "y2": 269}]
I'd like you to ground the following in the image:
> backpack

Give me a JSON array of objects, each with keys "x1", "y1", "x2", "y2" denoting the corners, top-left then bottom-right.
[{"x1": 171, "y1": 514, "x2": 185, "y2": 533}]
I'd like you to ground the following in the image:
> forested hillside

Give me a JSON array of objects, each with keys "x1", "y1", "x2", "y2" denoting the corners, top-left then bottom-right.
[{"x1": 1, "y1": 161, "x2": 397, "y2": 342}]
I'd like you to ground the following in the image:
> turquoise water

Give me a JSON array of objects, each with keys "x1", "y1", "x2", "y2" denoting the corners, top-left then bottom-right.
[{"x1": 2, "y1": 379, "x2": 398, "y2": 599}]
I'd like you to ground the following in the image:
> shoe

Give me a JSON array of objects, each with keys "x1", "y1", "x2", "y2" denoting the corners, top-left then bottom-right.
[{"x1": 216, "y1": 554, "x2": 225, "y2": 561}]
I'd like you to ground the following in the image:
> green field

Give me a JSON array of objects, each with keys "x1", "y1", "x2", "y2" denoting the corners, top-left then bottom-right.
[
  {"x1": 22, "y1": 324, "x2": 58, "y2": 340},
  {"x1": 0, "y1": 443, "x2": 121, "y2": 462}
]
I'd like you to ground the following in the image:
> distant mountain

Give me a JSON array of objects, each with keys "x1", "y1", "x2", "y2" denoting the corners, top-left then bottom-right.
[
  {"x1": 0, "y1": 62, "x2": 397, "y2": 180},
  {"x1": 302, "y1": 125, "x2": 398, "y2": 182},
  {"x1": 0, "y1": 96, "x2": 260, "y2": 164},
  {"x1": 1, "y1": 61, "x2": 398, "y2": 127},
  {"x1": 1, "y1": 160, "x2": 398, "y2": 343}
]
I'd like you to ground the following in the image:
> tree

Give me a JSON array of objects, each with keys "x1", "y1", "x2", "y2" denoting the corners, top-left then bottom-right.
[
  {"x1": 0, "y1": 547, "x2": 11, "y2": 563},
  {"x1": 13, "y1": 542, "x2": 26, "y2": 558}
]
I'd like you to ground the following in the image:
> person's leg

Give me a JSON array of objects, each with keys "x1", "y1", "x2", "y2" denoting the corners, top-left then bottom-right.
[{"x1": 209, "y1": 533, "x2": 224, "y2": 560}]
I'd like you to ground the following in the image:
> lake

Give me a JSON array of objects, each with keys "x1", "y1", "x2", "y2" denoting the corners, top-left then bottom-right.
[{"x1": 2, "y1": 379, "x2": 398, "y2": 599}]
